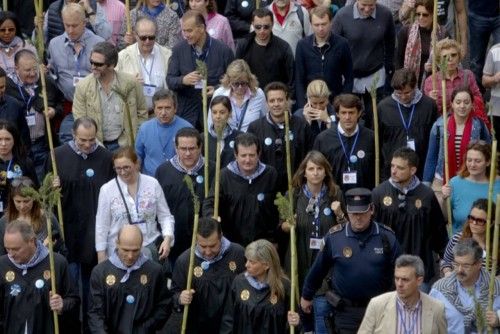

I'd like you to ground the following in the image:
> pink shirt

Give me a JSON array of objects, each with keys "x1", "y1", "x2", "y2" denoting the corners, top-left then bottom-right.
[
  {"x1": 99, "y1": 0, "x2": 126, "y2": 45},
  {"x1": 207, "y1": 13, "x2": 235, "y2": 52}
]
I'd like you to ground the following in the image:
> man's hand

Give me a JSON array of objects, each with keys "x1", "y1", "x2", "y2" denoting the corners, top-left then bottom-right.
[
  {"x1": 287, "y1": 310, "x2": 300, "y2": 327},
  {"x1": 179, "y1": 289, "x2": 195, "y2": 305},
  {"x1": 50, "y1": 291, "x2": 64, "y2": 314},
  {"x1": 158, "y1": 237, "x2": 171, "y2": 260},
  {"x1": 182, "y1": 71, "x2": 202, "y2": 86},
  {"x1": 486, "y1": 310, "x2": 500, "y2": 327},
  {"x1": 123, "y1": 32, "x2": 135, "y2": 45},
  {"x1": 300, "y1": 297, "x2": 313, "y2": 314},
  {"x1": 45, "y1": 107, "x2": 56, "y2": 119}
]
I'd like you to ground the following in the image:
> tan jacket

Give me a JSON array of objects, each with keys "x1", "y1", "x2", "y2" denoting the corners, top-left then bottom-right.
[
  {"x1": 72, "y1": 71, "x2": 147, "y2": 147},
  {"x1": 357, "y1": 291, "x2": 447, "y2": 334}
]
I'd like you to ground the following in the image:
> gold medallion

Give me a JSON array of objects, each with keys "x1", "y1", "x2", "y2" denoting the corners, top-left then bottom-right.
[
  {"x1": 229, "y1": 261, "x2": 237, "y2": 272},
  {"x1": 240, "y1": 289, "x2": 250, "y2": 301},
  {"x1": 140, "y1": 274, "x2": 148, "y2": 285},
  {"x1": 383, "y1": 196, "x2": 392, "y2": 206},
  {"x1": 343, "y1": 247, "x2": 353, "y2": 258},
  {"x1": 43, "y1": 270, "x2": 51, "y2": 280},
  {"x1": 106, "y1": 274, "x2": 116, "y2": 286},
  {"x1": 415, "y1": 199, "x2": 422, "y2": 209},
  {"x1": 193, "y1": 266, "x2": 203, "y2": 278},
  {"x1": 270, "y1": 294, "x2": 278, "y2": 304},
  {"x1": 5, "y1": 271, "x2": 14, "y2": 282}
]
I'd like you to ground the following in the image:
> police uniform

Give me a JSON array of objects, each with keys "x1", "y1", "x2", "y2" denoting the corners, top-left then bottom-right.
[{"x1": 301, "y1": 188, "x2": 401, "y2": 333}]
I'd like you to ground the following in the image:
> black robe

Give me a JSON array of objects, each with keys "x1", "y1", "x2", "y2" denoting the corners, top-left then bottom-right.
[
  {"x1": 313, "y1": 125, "x2": 375, "y2": 193},
  {"x1": 205, "y1": 129, "x2": 241, "y2": 169},
  {"x1": 0, "y1": 252, "x2": 80, "y2": 334},
  {"x1": 49, "y1": 144, "x2": 115, "y2": 264},
  {"x1": 247, "y1": 115, "x2": 313, "y2": 193},
  {"x1": 378, "y1": 95, "x2": 438, "y2": 181},
  {"x1": 170, "y1": 243, "x2": 246, "y2": 334},
  {"x1": 220, "y1": 274, "x2": 291, "y2": 334},
  {"x1": 155, "y1": 161, "x2": 215, "y2": 263},
  {"x1": 88, "y1": 259, "x2": 171, "y2": 334},
  {"x1": 372, "y1": 180, "x2": 449, "y2": 281},
  {"x1": 202, "y1": 165, "x2": 279, "y2": 246}
]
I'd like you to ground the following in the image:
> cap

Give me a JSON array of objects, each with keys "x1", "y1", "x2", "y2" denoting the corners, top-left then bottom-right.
[{"x1": 345, "y1": 188, "x2": 372, "y2": 213}]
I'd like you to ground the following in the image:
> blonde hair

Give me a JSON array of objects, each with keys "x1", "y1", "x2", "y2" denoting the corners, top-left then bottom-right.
[
  {"x1": 436, "y1": 38, "x2": 463, "y2": 64},
  {"x1": 306, "y1": 79, "x2": 331, "y2": 99},
  {"x1": 245, "y1": 239, "x2": 288, "y2": 301},
  {"x1": 62, "y1": 2, "x2": 86, "y2": 21},
  {"x1": 220, "y1": 59, "x2": 259, "y2": 94}
]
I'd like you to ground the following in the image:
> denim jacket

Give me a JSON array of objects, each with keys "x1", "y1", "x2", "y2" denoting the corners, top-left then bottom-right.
[{"x1": 422, "y1": 115, "x2": 491, "y2": 183}]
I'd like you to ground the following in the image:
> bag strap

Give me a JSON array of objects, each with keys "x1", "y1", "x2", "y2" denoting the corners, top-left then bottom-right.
[{"x1": 115, "y1": 177, "x2": 133, "y2": 225}]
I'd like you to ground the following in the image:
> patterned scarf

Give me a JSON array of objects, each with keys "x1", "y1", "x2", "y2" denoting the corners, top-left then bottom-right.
[
  {"x1": 170, "y1": 154, "x2": 204, "y2": 175},
  {"x1": 389, "y1": 175, "x2": 421, "y2": 194},
  {"x1": 245, "y1": 271, "x2": 269, "y2": 290},
  {"x1": 109, "y1": 249, "x2": 148, "y2": 283},
  {"x1": 8, "y1": 240, "x2": 48, "y2": 276},
  {"x1": 68, "y1": 140, "x2": 98, "y2": 160},
  {"x1": 0, "y1": 36, "x2": 22, "y2": 52},
  {"x1": 142, "y1": 3, "x2": 165, "y2": 17}
]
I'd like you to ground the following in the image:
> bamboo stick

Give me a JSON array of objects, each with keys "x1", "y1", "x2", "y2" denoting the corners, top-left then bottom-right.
[
  {"x1": 431, "y1": 0, "x2": 438, "y2": 93},
  {"x1": 196, "y1": 60, "x2": 209, "y2": 197},
  {"x1": 212, "y1": 125, "x2": 223, "y2": 219},
  {"x1": 181, "y1": 175, "x2": 200, "y2": 334},
  {"x1": 486, "y1": 140, "x2": 497, "y2": 270},
  {"x1": 2, "y1": 0, "x2": 6, "y2": 11},
  {"x1": 46, "y1": 214, "x2": 60, "y2": 334},
  {"x1": 487, "y1": 195, "x2": 500, "y2": 334},
  {"x1": 440, "y1": 57, "x2": 452, "y2": 237},
  {"x1": 125, "y1": 0, "x2": 132, "y2": 34},
  {"x1": 370, "y1": 74, "x2": 380, "y2": 186}
]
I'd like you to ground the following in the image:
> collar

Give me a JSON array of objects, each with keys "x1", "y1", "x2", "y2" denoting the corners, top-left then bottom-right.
[
  {"x1": 169, "y1": 154, "x2": 204, "y2": 175},
  {"x1": 195, "y1": 236, "x2": 231, "y2": 265},
  {"x1": 208, "y1": 123, "x2": 233, "y2": 139},
  {"x1": 353, "y1": 2, "x2": 376, "y2": 19},
  {"x1": 97, "y1": 72, "x2": 117, "y2": 90},
  {"x1": 68, "y1": 139, "x2": 98, "y2": 160},
  {"x1": 0, "y1": 36, "x2": 22, "y2": 50},
  {"x1": 8, "y1": 73, "x2": 39, "y2": 93},
  {"x1": 313, "y1": 34, "x2": 331, "y2": 47},
  {"x1": 389, "y1": 175, "x2": 421, "y2": 194},
  {"x1": 227, "y1": 160, "x2": 266, "y2": 182},
  {"x1": 192, "y1": 34, "x2": 210, "y2": 55},
  {"x1": 136, "y1": 43, "x2": 157, "y2": 58},
  {"x1": 337, "y1": 123, "x2": 359, "y2": 137},
  {"x1": 108, "y1": 249, "x2": 148, "y2": 283},
  {"x1": 391, "y1": 89, "x2": 423, "y2": 107},
  {"x1": 396, "y1": 294, "x2": 422, "y2": 312},
  {"x1": 63, "y1": 29, "x2": 91, "y2": 44},
  {"x1": 345, "y1": 220, "x2": 377, "y2": 238},
  {"x1": 8, "y1": 240, "x2": 49, "y2": 276},
  {"x1": 245, "y1": 271, "x2": 269, "y2": 290}
]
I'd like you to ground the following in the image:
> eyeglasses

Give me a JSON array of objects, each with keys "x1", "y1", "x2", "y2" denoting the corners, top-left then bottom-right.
[
  {"x1": 231, "y1": 81, "x2": 248, "y2": 88},
  {"x1": 441, "y1": 52, "x2": 459, "y2": 59},
  {"x1": 114, "y1": 165, "x2": 133, "y2": 173},
  {"x1": 11, "y1": 178, "x2": 33, "y2": 188},
  {"x1": 138, "y1": 35, "x2": 156, "y2": 41},
  {"x1": 468, "y1": 215, "x2": 487, "y2": 226},
  {"x1": 415, "y1": 12, "x2": 430, "y2": 17},
  {"x1": 452, "y1": 261, "x2": 477, "y2": 270},
  {"x1": 254, "y1": 24, "x2": 271, "y2": 30},
  {"x1": 178, "y1": 146, "x2": 199, "y2": 153},
  {"x1": 90, "y1": 60, "x2": 106, "y2": 67},
  {"x1": 0, "y1": 28, "x2": 15, "y2": 33}
]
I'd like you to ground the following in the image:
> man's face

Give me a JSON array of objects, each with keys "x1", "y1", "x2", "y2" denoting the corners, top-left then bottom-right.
[
  {"x1": 266, "y1": 89, "x2": 288, "y2": 121},
  {"x1": 90, "y1": 52, "x2": 112, "y2": 79},
  {"x1": 395, "y1": 266, "x2": 422, "y2": 300},
  {"x1": 116, "y1": 236, "x2": 142, "y2": 267},
  {"x1": 235, "y1": 144, "x2": 259, "y2": 176},
  {"x1": 16, "y1": 56, "x2": 38, "y2": 85},
  {"x1": 357, "y1": 0, "x2": 376, "y2": 17},
  {"x1": 390, "y1": 157, "x2": 416, "y2": 185},
  {"x1": 0, "y1": 76, "x2": 6, "y2": 99},
  {"x1": 394, "y1": 85, "x2": 416, "y2": 105},
  {"x1": 252, "y1": 16, "x2": 273, "y2": 44},
  {"x1": 348, "y1": 206, "x2": 373, "y2": 232},
  {"x1": 4, "y1": 232, "x2": 36, "y2": 264},
  {"x1": 176, "y1": 136, "x2": 201, "y2": 169},
  {"x1": 136, "y1": 21, "x2": 156, "y2": 55},
  {"x1": 154, "y1": 98, "x2": 176, "y2": 125},
  {"x1": 336, "y1": 106, "x2": 361, "y2": 133},
  {"x1": 197, "y1": 231, "x2": 221, "y2": 260},
  {"x1": 181, "y1": 17, "x2": 205, "y2": 46},
  {"x1": 73, "y1": 125, "x2": 97, "y2": 154},
  {"x1": 454, "y1": 254, "x2": 481, "y2": 286},
  {"x1": 274, "y1": 0, "x2": 290, "y2": 10},
  {"x1": 63, "y1": 12, "x2": 86, "y2": 41},
  {"x1": 311, "y1": 14, "x2": 332, "y2": 40}
]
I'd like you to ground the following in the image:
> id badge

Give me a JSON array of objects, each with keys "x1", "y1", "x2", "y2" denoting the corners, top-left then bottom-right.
[
  {"x1": 407, "y1": 139, "x2": 416, "y2": 151},
  {"x1": 342, "y1": 171, "x2": 357, "y2": 184},
  {"x1": 26, "y1": 113, "x2": 36, "y2": 126},
  {"x1": 142, "y1": 84, "x2": 156, "y2": 97},
  {"x1": 73, "y1": 76, "x2": 85, "y2": 86},
  {"x1": 194, "y1": 79, "x2": 205, "y2": 90},
  {"x1": 309, "y1": 238, "x2": 322, "y2": 250}
]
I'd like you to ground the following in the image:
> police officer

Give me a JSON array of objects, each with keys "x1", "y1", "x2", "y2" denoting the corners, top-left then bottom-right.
[{"x1": 300, "y1": 188, "x2": 401, "y2": 334}]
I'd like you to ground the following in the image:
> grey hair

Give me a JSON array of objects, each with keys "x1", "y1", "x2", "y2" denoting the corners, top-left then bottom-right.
[
  {"x1": 453, "y1": 238, "x2": 483, "y2": 262},
  {"x1": 395, "y1": 254, "x2": 425, "y2": 277},
  {"x1": 5, "y1": 220, "x2": 36, "y2": 242}
]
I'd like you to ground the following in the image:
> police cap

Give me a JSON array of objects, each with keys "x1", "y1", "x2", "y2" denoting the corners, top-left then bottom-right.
[{"x1": 345, "y1": 188, "x2": 372, "y2": 213}]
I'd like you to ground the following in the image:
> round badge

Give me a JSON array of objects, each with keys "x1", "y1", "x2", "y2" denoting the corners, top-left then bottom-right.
[
  {"x1": 257, "y1": 193, "x2": 265, "y2": 201},
  {"x1": 270, "y1": 294, "x2": 278, "y2": 304},
  {"x1": 349, "y1": 155, "x2": 358, "y2": 163},
  {"x1": 35, "y1": 279, "x2": 45, "y2": 289},
  {"x1": 170, "y1": 2, "x2": 179, "y2": 10},
  {"x1": 240, "y1": 289, "x2": 250, "y2": 300},
  {"x1": 208, "y1": 28, "x2": 215, "y2": 36},
  {"x1": 5, "y1": 271, "x2": 15, "y2": 282},
  {"x1": 43, "y1": 270, "x2": 51, "y2": 280},
  {"x1": 140, "y1": 274, "x2": 148, "y2": 285},
  {"x1": 323, "y1": 207, "x2": 332, "y2": 216},
  {"x1": 106, "y1": 274, "x2": 116, "y2": 286},
  {"x1": 241, "y1": 0, "x2": 249, "y2": 7},
  {"x1": 193, "y1": 266, "x2": 203, "y2": 278},
  {"x1": 196, "y1": 175, "x2": 204, "y2": 184},
  {"x1": 229, "y1": 261, "x2": 237, "y2": 272},
  {"x1": 201, "y1": 261, "x2": 210, "y2": 270},
  {"x1": 415, "y1": 199, "x2": 422, "y2": 209},
  {"x1": 264, "y1": 137, "x2": 272, "y2": 146},
  {"x1": 86, "y1": 168, "x2": 95, "y2": 178},
  {"x1": 289, "y1": 132, "x2": 294, "y2": 141},
  {"x1": 343, "y1": 247, "x2": 352, "y2": 258},
  {"x1": 126, "y1": 295, "x2": 135, "y2": 304},
  {"x1": 383, "y1": 196, "x2": 392, "y2": 206},
  {"x1": 357, "y1": 150, "x2": 365, "y2": 159},
  {"x1": 229, "y1": 140, "x2": 235, "y2": 148}
]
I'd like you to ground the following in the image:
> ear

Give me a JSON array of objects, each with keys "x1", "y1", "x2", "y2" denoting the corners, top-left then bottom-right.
[
  {"x1": 416, "y1": 276, "x2": 424, "y2": 286},
  {"x1": 410, "y1": 166, "x2": 417, "y2": 176}
]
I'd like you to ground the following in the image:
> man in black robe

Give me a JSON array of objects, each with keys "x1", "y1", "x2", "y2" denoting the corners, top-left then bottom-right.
[
  {"x1": 48, "y1": 116, "x2": 115, "y2": 331},
  {"x1": 168, "y1": 217, "x2": 245, "y2": 334},
  {"x1": 0, "y1": 220, "x2": 79, "y2": 333},
  {"x1": 377, "y1": 68, "x2": 438, "y2": 181},
  {"x1": 155, "y1": 127, "x2": 214, "y2": 264},
  {"x1": 248, "y1": 81, "x2": 313, "y2": 193},
  {"x1": 88, "y1": 225, "x2": 171, "y2": 333},
  {"x1": 372, "y1": 147, "x2": 448, "y2": 291},
  {"x1": 313, "y1": 94, "x2": 376, "y2": 193},
  {"x1": 203, "y1": 132, "x2": 279, "y2": 246}
]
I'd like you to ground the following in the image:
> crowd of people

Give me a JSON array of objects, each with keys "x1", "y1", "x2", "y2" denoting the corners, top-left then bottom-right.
[{"x1": 0, "y1": 0, "x2": 498, "y2": 333}]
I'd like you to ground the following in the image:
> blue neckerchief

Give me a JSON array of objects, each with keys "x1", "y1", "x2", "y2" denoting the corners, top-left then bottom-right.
[
  {"x1": 227, "y1": 160, "x2": 266, "y2": 183},
  {"x1": 195, "y1": 236, "x2": 230, "y2": 267},
  {"x1": 109, "y1": 249, "x2": 148, "y2": 283},
  {"x1": 68, "y1": 140, "x2": 98, "y2": 160},
  {"x1": 170, "y1": 154, "x2": 204, "y2": 175},
  {"x1": 303, "y1": 184, "x2": 327, "y2": 238},
  {"x1": 8, "y1": 240, "x2": 48, "y2": 276},
  {"x1": 142, "y1": 3, "x2": 166, "y2": 17},
  {"x1": 244, "y1": 271, "x2": 269, "y2": 290}
]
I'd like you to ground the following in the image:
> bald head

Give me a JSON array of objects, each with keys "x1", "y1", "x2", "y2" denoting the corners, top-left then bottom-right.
[{"x1": 116, "y1": 225, "x2": 143, "y2": 267}]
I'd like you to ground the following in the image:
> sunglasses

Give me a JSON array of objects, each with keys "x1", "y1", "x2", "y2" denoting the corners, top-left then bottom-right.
[
  {"x1": 468, "y1": 215, "x2": 487, "y2": 226},
  {"x1": 0, "y1": 28, "x2": 15, "y2": 33},
  {"x1": 90, "y1": 60, "x2": 106, "y2": 67},
  {"x1": 138, "y1": 35, "x2": 156, "y2": 41},
  {"x1": 11, "y1": 178, "x2": 33, "y2": 188},
  {"x1": 254, "y1": 24, "x2": 271, "y2": 30},
  {"x1": 231, "y1": 81, "x2": 248, "y2": 88}
]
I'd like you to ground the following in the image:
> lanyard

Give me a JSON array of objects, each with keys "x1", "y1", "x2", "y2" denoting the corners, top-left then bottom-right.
[
  {"x1": 337, "y1": 129, "x2": 359, "y2": 171},
  {"x1": 192, "y1": 37, "x2": 212, "y2": 64},
  {"x1": 397, "y1": 302, "x2": 419, "y2": 334},
  {"x1": 232, "y1": 99, "x2": 250, "y2": 131},
  {"x1": 16, "y1": 85, "x2": 33, "y2": 114},
  {"x1": 396, "y1": 102, "x2": 416, "y2": 140},
  {"x1": 140, "y1": 53, "x2": 155, "y2": 84}
]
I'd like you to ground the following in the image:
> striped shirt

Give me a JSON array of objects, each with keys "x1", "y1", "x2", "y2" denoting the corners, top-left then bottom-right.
[
  {"x1": 98, "y1": 0, "x2": 125, "y2": 46},
  {"x1": 396, "y1": 296, "x2": 422, "y2": 334},
  {"x1": 454, "y1": 133, "x2": 463, "y2": 170}
]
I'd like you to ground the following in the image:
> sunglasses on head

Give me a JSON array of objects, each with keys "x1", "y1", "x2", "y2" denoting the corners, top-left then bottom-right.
[
  {"x1": 138, "y1": 35, "x2": 156, "y2": 41},
  {"x1": 11, "y1": 178, "x2": 33, "y2": 188}
]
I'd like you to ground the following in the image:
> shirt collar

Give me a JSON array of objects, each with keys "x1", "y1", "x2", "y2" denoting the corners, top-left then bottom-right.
[{"x1": 337, "y1": 123, "x2": 359, "y2": 137}]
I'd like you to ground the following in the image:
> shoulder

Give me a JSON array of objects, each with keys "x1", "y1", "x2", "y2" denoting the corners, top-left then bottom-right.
[
  {"x1": 421, "y1": 292, "x2": 445, "y2": 309},
  {"x1": 334, "y1": 5, "x2": 352, "y2": 20},
  {"x1": 230, "y1": 242, "x2": 246, "y2": 255},
  {"x1": 376, "y1": 221, "x2": 396, "y2": 234},
  {"x1": 369, "y1": 291, "x2": 396, "y2": 305},
  {"x1": 327, "y1": 223, "x2": 345, "y2": 235}
]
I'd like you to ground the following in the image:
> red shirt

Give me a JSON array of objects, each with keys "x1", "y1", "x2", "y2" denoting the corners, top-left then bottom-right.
[{"x1": 273, "y1": 2, "x2": 291, "y2": 26}]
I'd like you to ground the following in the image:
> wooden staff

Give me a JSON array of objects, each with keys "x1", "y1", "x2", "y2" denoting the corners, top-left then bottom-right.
[
  {"x1": 487, "y1": 195, "x2": 500, "y2": 333},
  {"x1": 2, "y1": 0, "x2": 6, "y2": 11},
  {"x1": 34, "y1": 0, "x2": 65, "y2": 241},
  {"x1": 440, "y1": 57, "x2": 452, "y2": 237},
  {"x1": 486, "y1": 140, "x2": 497, "y2": 270},
  {"x1": 125, "y1": 0, "x2": 132, "y2": 34},
  {"x1": 284, "y1": 108, "x2": 297, "y2": 334},
  {"x1": 181, "y1": 175, "x2": 200, "y2": 334},
  {"x1": 255, "y1": 0, "x2": 260, "y2": 9},
  {"x1": 431, "y1": 0, "x2": 439, "y2": 93},
  {"x1": 370, "y1": 74, "x2": 380, "y2": 186},
  {"x1": 212, "y1": 125, "x2": 223, "y2": 219},
  {"x1": 196, "y1": 60, "x2": 209, "y2": 197}
]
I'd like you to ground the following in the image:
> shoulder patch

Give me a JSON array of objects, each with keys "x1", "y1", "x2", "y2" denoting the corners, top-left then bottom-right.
[{"x1": 328, "y1": 223, "x2": 345, "y2": 234}]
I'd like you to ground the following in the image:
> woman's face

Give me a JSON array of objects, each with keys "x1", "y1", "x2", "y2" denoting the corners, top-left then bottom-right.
[
  {"x1": 308, "y1": 96, "x2": 329, "y2": 111},
  {"x1": 452, "y1": 92, "x2": 473, "y2": 118},
  {"x1": 465, "y1": 149, "x2": 489, "y2": 178},
  {"x1": 245, "y1": 258, "x2": 269, "y2": 281},
  {"x1": 230, "y1": 75, "x2": 249, "y2": 97},
  {"x1": 114, "y1": 157, "x2": 139, "y2": 184},
  {"x1": 440, "y1": 47, "x2": 460, "y2": 72},
  {"x1": 189, "y1": 0, "x2": 208, "y2": 11},
  {"x1": 13, "y1": 195, "x2": 34, "y2": 216},
  {"x1": 468, "y1": 207, "x2": 487, "y2": 235},
  {"x1": 0, "y1": 129, "x2": 14, "y2": 157},
  {"x1": 0, "y1": 19, "x2": 16, "y2": 44},
  {"x1": 304, "y1": 160, "x2": 326, "y2": 187},
  {"x1": 415, "y1": 6, "x2": 432, "y2": 29},
  {"x1": 211, "y1": 103, "x2": 231, "y2": 130}
]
